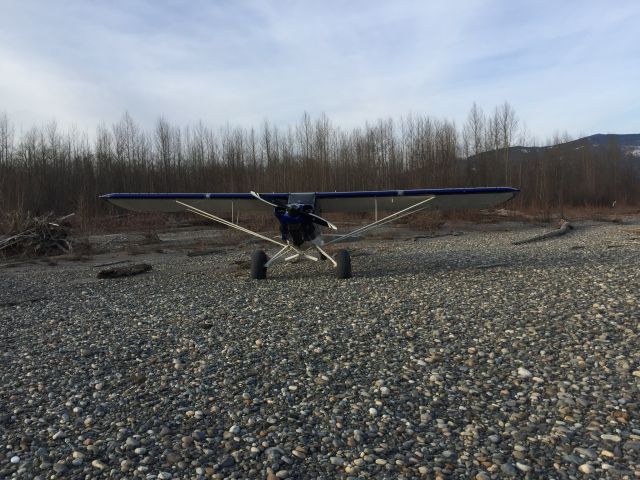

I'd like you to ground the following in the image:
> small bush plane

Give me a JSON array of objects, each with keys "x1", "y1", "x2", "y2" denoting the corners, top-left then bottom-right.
[{"x1": 101, "y1": 187, "x2": 518, "y2": 279}]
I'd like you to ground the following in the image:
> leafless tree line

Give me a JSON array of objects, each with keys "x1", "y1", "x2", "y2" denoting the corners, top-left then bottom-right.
[
  {"x1": 460, "y1": 102, "x2": 639, "y2": 209},
  {"x1": 0, "y1": 104, "x2": 637, "y2": 219}
]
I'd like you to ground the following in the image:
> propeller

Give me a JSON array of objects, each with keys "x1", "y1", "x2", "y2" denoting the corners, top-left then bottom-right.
[
  {"x1": 250, "y1": 190, "x2": 279, "y2": 208},
  {"x1": 250, "y1": 191, "x2": 337, "y2": 230},
  {"x1": 306, "y1": 212, "x2": 337, "y2": 230}
]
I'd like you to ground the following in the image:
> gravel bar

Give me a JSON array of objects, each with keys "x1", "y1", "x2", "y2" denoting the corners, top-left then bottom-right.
[{"x1": 1, "y1": 221, "x2": 639, "y2": 479}]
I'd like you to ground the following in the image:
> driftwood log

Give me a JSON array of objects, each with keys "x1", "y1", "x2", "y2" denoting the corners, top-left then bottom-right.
[
  {"x1": 97, "y1": 263, "x2": 152, "y2": 279},
  {"x1": 513, "y1": 220, "x2": 573, "y2": 245},
  {"x1": 93, "y1": 260, "x2": 131, "y2": 268}
]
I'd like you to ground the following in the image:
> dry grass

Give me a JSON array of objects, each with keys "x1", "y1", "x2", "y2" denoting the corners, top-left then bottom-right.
[
  {"x1": 78, "y1": 212, "x2": 176, "y2": 235},
  {"x1": 3, "y1": 204, "x2": 638, "y2": 260},
  {"x1": 552, "y1": 205, "x2": 639, "y2": 221},
  {"x1": 80, "y1": 205, "x2": 637, "y2": 242}
]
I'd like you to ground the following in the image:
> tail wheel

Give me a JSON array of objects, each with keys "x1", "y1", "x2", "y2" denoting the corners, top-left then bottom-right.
[
  {"x1": 250, "y1": 250, "x2": 268, "y2": 279},
  {"x1": 335, "y1": 249, "x2": 352, "y2": 279}
]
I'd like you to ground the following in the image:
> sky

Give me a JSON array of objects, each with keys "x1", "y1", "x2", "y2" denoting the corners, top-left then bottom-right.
[{"x1": 1, "y1": 0, "x2": 639, "y2": 143}]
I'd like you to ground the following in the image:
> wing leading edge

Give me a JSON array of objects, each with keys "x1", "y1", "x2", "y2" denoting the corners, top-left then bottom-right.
[{"x1": 100, "y1": 187, "x2": 518, "y2": 215}]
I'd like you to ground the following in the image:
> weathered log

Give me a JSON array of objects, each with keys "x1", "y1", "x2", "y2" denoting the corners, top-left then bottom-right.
[
  {"x1": 513, "y1": 220, "x2": 573, "y2": 245},
  {"x1": 97, "y1": 263, "x2": 152, "y2": 279},
  {"x1": 93, "y1": 260, "x2": 131, "y2": 268}
]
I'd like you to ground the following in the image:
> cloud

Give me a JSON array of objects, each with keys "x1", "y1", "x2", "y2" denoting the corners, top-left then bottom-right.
[{"x1": 1, "y1": 0, "x2": 639, "y2": 140}]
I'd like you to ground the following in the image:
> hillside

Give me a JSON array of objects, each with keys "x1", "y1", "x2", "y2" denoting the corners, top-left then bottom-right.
[
  {"x1": 480, "y1": 133, "x2": 640, "y2": 162},
  {"x1": 466, "y1": 133, "x2": 640, "y2": 207}
]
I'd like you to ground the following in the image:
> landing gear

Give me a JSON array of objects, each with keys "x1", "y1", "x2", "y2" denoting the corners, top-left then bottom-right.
[
  {"x1": 251, "y1": 250, "x2": 268, "y2": 279},
  {"x1": 251, "y1": 247, "x2": 351, "y2": 280},
  {"x1": 335, "y1": 249, "x2": 352, "y2": 279}
]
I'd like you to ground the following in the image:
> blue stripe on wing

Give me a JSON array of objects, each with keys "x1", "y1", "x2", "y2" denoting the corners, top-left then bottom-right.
[
  {"x1": 315, "y1": 187, "x2": 519, "y2": 198},
  {"x1": 100, "y1": 192, "x2": 289, "y2": 201},
  {"x1": 100, "y1": 187, "x2": 518, "y2": 200}
]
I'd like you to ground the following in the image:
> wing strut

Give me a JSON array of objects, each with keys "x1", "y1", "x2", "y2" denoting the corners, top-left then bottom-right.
[
  {"x1": 324, "y1": 196, "x2": 435, "y2": 246},
  {"x1": 176, "y1": 201, "x2": 287, "y2": 247},
  {"x1": 178, "y1": 200, "x2": 329, "y2": 267}
]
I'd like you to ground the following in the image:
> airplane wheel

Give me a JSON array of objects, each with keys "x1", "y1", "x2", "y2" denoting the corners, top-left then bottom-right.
[
  {"x1": 335, "y1": 249, "x2": 352, "y2": 279},
  {"x1": 251, "y1": 250, "x2": 268, "y2": 279}
]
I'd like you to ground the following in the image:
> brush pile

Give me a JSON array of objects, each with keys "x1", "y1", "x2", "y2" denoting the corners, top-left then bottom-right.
[{"x1": 0, "y1": 213, "x2": 74, "y2": 258}]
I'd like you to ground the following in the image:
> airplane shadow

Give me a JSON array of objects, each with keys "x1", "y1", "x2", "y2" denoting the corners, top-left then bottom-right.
[{"x1": 264, "y1": 239, "x2": 623, "y2": 281}]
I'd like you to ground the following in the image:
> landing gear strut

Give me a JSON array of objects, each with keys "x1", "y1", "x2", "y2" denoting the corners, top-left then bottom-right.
[{"x1": 250, "y1": 247, "x2": 352, "y2": 280}]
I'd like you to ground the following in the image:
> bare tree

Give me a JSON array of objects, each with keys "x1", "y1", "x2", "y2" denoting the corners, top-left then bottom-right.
[
  {"x1": 0, "y1": 108, "x2": 638, "y2": 222},
  {"x1": 155, "y1": 117, "x2": 172, "y2": 191},
  {"x1": 0, "y1": 112, "x2": 14, "y2": 165},
  {"x1": 498, "y1": 101, "x2": 519, "y2": 184},
  {"x1": 463, "y1": 102, "x2": 485, "y2": 159}
]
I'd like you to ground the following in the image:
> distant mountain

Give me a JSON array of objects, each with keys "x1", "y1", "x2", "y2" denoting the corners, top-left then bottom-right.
[
  {"x1": 475, "y1": 133, "x2": 640, "y2": 161},
  {"x1": 581, "y1": 134, "x2": 640, "y2": 157},
  {"x1": 583, "y1": 133, "x2": 640, "y2": 149}
]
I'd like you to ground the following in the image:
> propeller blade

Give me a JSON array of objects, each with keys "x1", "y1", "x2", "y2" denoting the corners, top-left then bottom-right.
[
  {"x1": 306, "y1": 212, "x2": 338, "y2": 230},
  {"x1": 250, "y1": 191, "x2": 279, "y2": 208}
]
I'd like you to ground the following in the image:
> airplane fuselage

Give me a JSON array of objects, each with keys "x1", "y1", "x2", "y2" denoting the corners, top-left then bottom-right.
[{"x1": 274, "y1": 202, "x2": 319, "y2": 246}]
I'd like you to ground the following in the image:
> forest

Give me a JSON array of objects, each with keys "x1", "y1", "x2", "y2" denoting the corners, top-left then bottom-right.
[{"x1": 0, "y1": 102, "x2": 638, "y2": 222}]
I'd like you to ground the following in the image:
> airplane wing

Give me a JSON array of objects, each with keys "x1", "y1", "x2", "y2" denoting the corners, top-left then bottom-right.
[
  {"x1": 100, "y1": 192, "x2": 286, "y2": 214},
  {"x1": 314, "y1": 187, "x2": 518, "y2": 213},
  {"x1": 100, "y1": 187, "x2": 518, "y2": 215}
]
